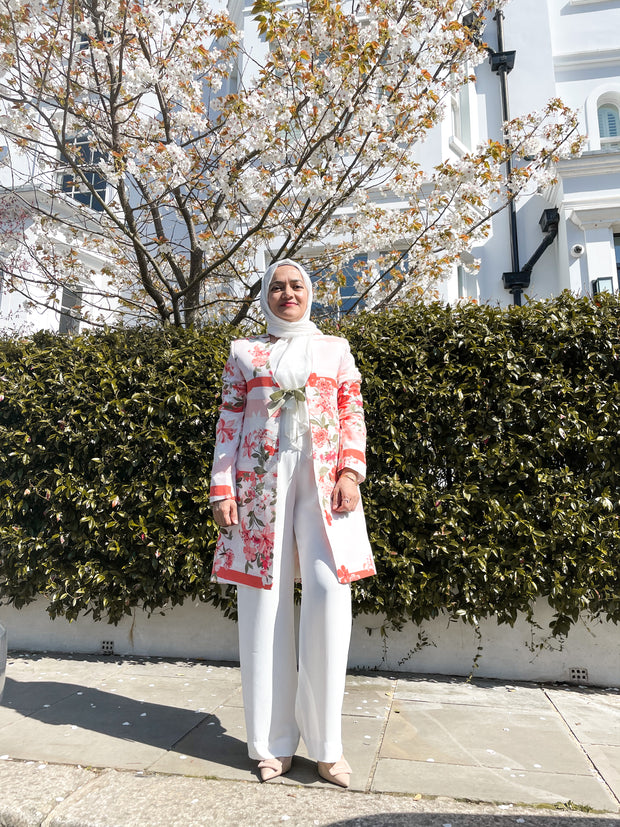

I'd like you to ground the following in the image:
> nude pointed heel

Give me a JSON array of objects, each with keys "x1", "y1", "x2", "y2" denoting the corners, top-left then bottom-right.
[
  {"x1": 257, "y1": 756, "x2": 293, "y2": 782},
  {"x1": 317, "y1": 756, "x2": 352, "y2": 788}
]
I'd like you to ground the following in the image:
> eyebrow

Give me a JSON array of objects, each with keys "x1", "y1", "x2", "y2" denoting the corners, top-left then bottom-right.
[{"x1": 270, "y1": 279, "x2": 305, "y2": 287}]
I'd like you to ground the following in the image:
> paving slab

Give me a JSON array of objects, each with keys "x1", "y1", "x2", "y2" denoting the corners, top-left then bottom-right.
[
  {"x1": 295, "y1": 711, "x2": 387, "y2": 791},
  {"x1": 585, "y1": 745, "x2": 620, "y2": 802},
  {"x1": 1, "y1": 675, "x2": 85, "y2": 715},
  {"x1": 6, "y1": 655, "x2": 124, "y2": 687},
  {"x1": 379, "y1": 700, "x2": 596, "y2": 775},
  {"x1": 110, "y1": 659, "x2": 242, "y2": 685},
  {"x1": 0, "y1": 714, "x2": 170, "y2": 771},
  {"x1": 394, "y1": 676, "x2": 555, "y2": 713},
  {"x1": 371, "y1": 758, "x2": 618, "y2": 810},
  {"x1": 1, "y1": 674, "x2": 212, "y2": 733},
  {"x1": 343, "y1": 674, "x2": 396, "y2": 719},
  {"x1": 6, "y1": 653, "x2": 242, "y2": 686},
  {"x1": 544, "y1": 687, "x2": 620, "y2": 746},
  {"x1": 0, "y1": 680, "x2": 211, "y2": 770},
  {"x1": 220, "y1": 684, "x2": 245, "y2": 708},
  {"x1": 147, "y1": 703, "x2": 252, "y2": 779},
  {"x1": 91, "y1": 673, "x2": 240, "y2": 712},
  {"x1": 0, "y1": 761, "x2": 96, "y2": 826}
]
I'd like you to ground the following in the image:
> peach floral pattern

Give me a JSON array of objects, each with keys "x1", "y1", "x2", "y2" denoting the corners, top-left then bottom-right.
[{"x1": 249, "y1": 343, "x2": 270, "y2": 371}]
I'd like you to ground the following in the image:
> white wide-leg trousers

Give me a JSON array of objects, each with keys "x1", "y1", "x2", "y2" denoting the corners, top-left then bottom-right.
[{"x1": 237, "y1": 437, "x2": 352, "y2": 763}]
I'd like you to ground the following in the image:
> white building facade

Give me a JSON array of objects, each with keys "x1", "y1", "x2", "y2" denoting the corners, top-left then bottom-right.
[{"x1": 456, "y1": 0, "x2": 620, "y2": 306}]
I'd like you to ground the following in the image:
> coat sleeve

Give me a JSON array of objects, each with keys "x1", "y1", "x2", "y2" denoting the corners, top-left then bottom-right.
[
  {"x1": 209, "y1": 341, "x2": 246, "y2": 502},
  {"x1": 336, "y1": 340, "x2": 367, "y2": 482}
]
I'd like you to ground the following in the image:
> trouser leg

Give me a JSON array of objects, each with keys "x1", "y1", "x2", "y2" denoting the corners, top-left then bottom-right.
[
  {"x1": 237, "y1": 577, "x2": 299, "y2": 760},
  {"x1": 236, "y1": 450, "x2": 300, "y2": 760},
  {"x1": 236, "y1": 441, "x2": 352, "y2": 763},
  {"x1": 294, "y1": 454, "x2": 353, "y2": 762}
]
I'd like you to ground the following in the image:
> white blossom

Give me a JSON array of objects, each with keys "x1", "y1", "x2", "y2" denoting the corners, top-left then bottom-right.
[{"x1": 0, "y1": 0, "x2": 580, "y2": 326}]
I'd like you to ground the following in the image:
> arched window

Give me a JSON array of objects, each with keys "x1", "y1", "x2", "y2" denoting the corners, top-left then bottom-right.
[{"x1": 598, "y1": 104, "x2": 620, "y2": 149}]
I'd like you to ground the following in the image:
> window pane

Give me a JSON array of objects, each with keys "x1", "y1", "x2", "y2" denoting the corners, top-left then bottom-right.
[
  {"x1": 60, "y1": 134, "x2": 106, "y2": 211},
  {"x1": 309, "y1": 254, "x2": 368, "y2": 319},
  {"x1": 598, "y1": 105, "x2": 620, "y2": 138},
  {"x1": 59, "y1": 286, "x2": 83, "y2": 334},
  {"x1": 340, "y1": 254, "x2": 367, "y2": 313}
]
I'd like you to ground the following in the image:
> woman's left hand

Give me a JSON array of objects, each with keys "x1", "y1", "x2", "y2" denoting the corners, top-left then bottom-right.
[{"x1": 331, "y1": 473, "x2": 360, "y2": 513}]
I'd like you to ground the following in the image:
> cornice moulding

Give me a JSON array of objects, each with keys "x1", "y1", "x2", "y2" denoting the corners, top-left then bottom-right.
[
  {"x1": 569, "y1": 0, "x2": 614, "y2": 6},
  {"x1": 558, "y1": 151, "x2": 620, "y2": 178},
  {"x1": 566, "y1": 200, "x2": 620, "y2": 229},
  {"x1": 554, "y1": 48, "x2": 620, "y2": 72}
]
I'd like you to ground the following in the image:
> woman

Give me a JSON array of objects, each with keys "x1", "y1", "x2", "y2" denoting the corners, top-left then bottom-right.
[{"x1": 210, "y1": 259, "x2": 375, "y2": 787}]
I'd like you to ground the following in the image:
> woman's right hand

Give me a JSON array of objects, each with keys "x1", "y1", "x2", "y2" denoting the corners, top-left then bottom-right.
[{"x1": 212, "y1": 498, "x2": 238, "y2": 527}]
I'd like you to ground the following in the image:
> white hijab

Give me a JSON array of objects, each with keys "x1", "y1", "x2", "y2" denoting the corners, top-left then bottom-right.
[{"x1": 260, "y1": 258, "x2": 319, "y2": 442}]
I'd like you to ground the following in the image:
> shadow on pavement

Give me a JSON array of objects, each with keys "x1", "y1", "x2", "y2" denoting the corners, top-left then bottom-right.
[{"x1": 1, "y1": 675, "x2": 252, "y2": 772}]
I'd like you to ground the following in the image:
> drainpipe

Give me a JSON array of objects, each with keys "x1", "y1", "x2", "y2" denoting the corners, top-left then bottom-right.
[
  {"x1": 521, "y1": 209, "x2": 560, "y2": 277},
  {"x1": 502, "y1": 209, "x2": 560, "y2": 297},
  {"x1": 489, "y1": 11, "x2": 520, "y2": 304},
  {"x1": 465, "y1": 12, "x2": 558, "y2": 303}
]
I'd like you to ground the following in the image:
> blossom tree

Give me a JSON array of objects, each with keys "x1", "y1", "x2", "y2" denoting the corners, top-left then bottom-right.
[{"x1": 0, "y1": 0, "x2": 582, "y2": 328}]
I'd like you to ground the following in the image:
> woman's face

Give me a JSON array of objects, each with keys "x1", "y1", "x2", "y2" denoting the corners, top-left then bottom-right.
[{"x1": 267, "y1": 265, "x2": 309, "y2": 322}]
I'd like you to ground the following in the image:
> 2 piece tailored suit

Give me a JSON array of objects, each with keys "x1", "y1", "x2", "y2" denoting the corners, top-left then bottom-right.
[{"x1": 210, "y1": 332, "x2": 375, "y2": 762}]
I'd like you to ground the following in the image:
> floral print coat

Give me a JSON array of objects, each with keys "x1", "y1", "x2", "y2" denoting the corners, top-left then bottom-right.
[{"x1": 209, "y1": 333, "x2": 376, "y2": 589}]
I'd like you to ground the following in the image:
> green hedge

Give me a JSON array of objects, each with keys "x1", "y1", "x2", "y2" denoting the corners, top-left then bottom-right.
[
  {"x1": 1, "y1": 293, "x2": 620, "y2": 635},
  {"x1": 0, "y1": 325, "x2": 234, "y2": 623}
]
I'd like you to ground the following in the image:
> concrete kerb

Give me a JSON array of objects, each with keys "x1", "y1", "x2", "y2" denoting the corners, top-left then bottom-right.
[{"x1": 0, "y1": 763, "x2": 619, "y2": 827}]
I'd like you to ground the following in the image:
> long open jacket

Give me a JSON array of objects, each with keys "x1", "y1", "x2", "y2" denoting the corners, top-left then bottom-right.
[{"x1": 209, "y1": 333, "x2": 376, "y2": 589}]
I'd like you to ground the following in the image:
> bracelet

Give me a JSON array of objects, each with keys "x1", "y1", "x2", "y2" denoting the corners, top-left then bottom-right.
[{"x1": 339, "y1": 471, "x2": 359, "y2": 485}]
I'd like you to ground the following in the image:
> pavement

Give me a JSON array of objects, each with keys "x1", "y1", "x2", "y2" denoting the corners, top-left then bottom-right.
[{"x1": 0, "y1": 652, "x2": 618, "y2": 827}]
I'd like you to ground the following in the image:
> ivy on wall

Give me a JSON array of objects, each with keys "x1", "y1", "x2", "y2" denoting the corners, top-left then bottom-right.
[{"x1": 1, "y1": 293, "x2": 619, "y2": 635}]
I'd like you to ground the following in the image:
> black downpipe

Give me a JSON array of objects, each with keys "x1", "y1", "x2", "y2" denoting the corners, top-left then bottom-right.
[
  {"x1": 521, "y1": 210, "x2": 560, "y2": 277},
  {"x1": 466, "y1": 11, "x2": 558, "y2": 303},
  {"x1": 491, "y1": 11, "x2": 521, "y2": 305}
]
